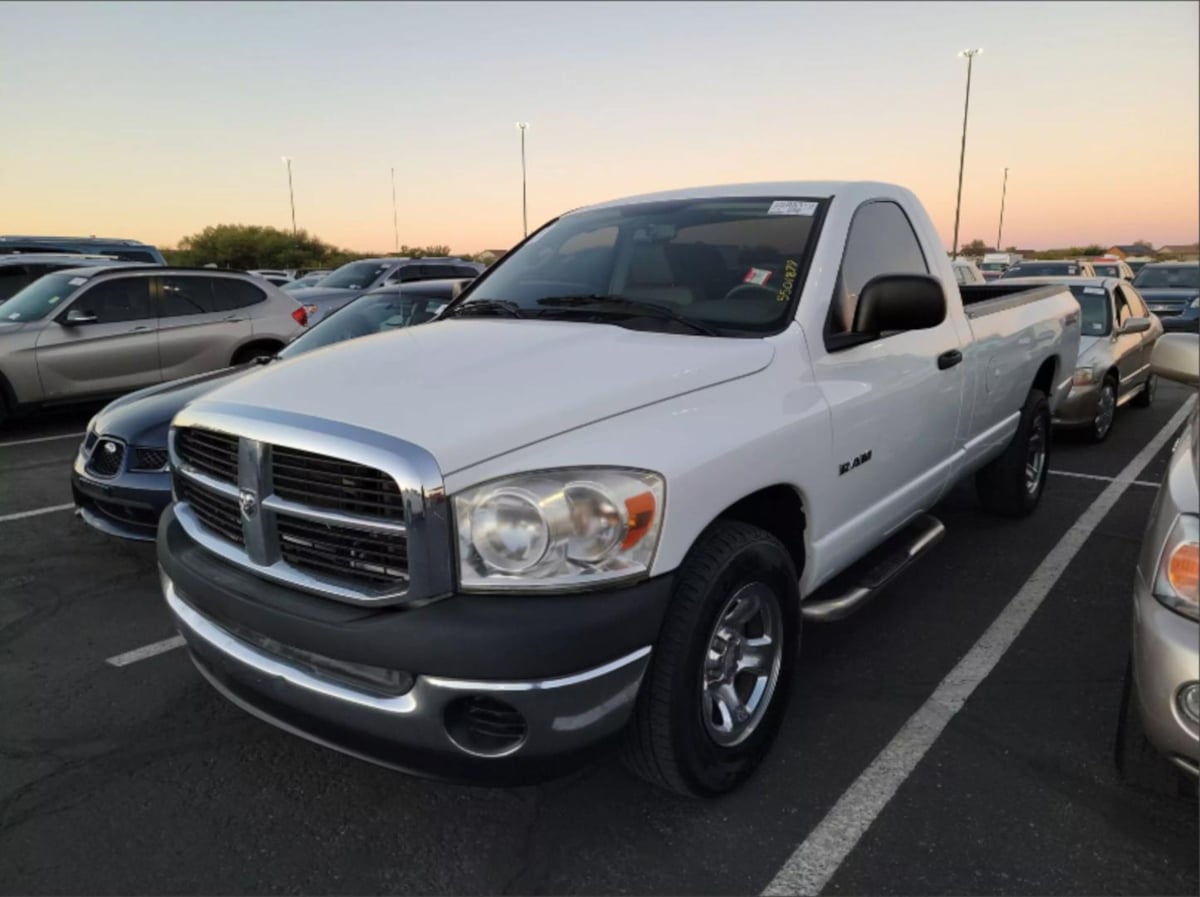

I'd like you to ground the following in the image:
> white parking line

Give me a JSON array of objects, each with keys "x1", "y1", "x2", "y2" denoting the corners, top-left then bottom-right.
[
  {"x1": 762, "y1": 394, "x2": 1196, "y2": 897},
  {"x1": 105, "y1": 635, "x2": 186, "y2": 667},
  {"x1": 0, "y1": 503, "x2": 75, "y2": 523},
  {"x1": 1051, "y1": 469, "x2": 1160, "y2": 489},
  {"x1": 0, "y1": 431, "x2": 85, "y2": 448}
]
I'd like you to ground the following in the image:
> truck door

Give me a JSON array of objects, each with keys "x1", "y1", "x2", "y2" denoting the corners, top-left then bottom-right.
[{"x1": 808, "y1": 200, "x2": 966, "y2": 576}]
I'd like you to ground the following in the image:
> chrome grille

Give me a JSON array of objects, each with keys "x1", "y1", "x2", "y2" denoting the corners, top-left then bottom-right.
[
  {"x1": 272, "y1": 445, "x2": 406, "y2": 520},
  {"x1": 278, "y1": 516, "x2": 408, "y2": 585},
  {"x1": 86, "y1": 439, "x2": 125, "y2": 477},
  {"x1": 175, "y1": 427, "x2": 238, "y2": 483},
  {"x1": 132, "y1": 447, "x2": 169, "y2": 471},
  {"x1": 177, "y1": 476, "x2": 244, "y2": 545}
]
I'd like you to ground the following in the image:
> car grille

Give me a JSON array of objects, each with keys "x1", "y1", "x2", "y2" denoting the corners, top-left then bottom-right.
[
  {"x1": 172, "y1": 426, "x2": 409, "y2": 598},
  {"x1": 86, "y1": 439, "x2": 125, "y2": 477},
  {"x1": 175, "y1": 427, "x2": 238, "y2": 483},
  {"x1": 131, "y1": 447, "x2": 169, "y2": 471}
]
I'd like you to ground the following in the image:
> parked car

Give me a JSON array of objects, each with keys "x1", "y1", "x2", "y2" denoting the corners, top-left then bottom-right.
[
  {"x1": 981, "y1": 252, "x2": 1021, "y2": 280},
  {"x1": 1132, "y1": 262, "x2": 1200, "y2": 322},
  {"x1": 1088, "y1": 258, "x2": 1135, "y2": 281},
  {"x1": 1162, "y1": 297, "x2": 1199, "y2": 333},
  {"x1": 1000, "y1": 260, "x2": 1095, "y2": 279},
  {"x1": 1116, "y1": 333, "x2": 1199, "y2": 794},
  {"x1": 156, "y1": 180, "x2": 1081, "y2": 796},
  {"x1": 289, "y1": 257, "x2": 484, "y2": 324},
  {"x1": 0, "y1": 266, "x2": 305, "y2": 425},
  {"x1": 0, "y1": 253, "x2": 145, "y2": 302},
  {"x1": 1000, "y1": 276, "x2": 1162, "y2": 441},
  {"x1": 951, "y1": 258, "x2": 986, "y2": 285},
  {"x1": 282, "y1": 272, "x2": 331, "y2": 292},
  {"x1": 248, "y1": 269, "x2": 294, "y2": 281},
  {"x1": 72, "y1": 279, "x2": 471, "y2": 541},
  {"x1": 0, "y1": 235, "x2": 165, "y2": 264},
  {"x1": 1126, "y1": 257, "x2": 1155, "y2": 275}
]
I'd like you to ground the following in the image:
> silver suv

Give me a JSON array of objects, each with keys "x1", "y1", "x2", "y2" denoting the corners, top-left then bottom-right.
[{"x1": 0, "y1": 265, "x2": 305, "y2": 423}]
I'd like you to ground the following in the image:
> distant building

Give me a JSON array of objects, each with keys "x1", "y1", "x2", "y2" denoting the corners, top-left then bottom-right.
[
  {"x1": 1106, "y1": 244, "x2": 1156, "y2": 259},
  {"x1": 1158, "y1": 243, "x2": 1200, "y2": 259}
]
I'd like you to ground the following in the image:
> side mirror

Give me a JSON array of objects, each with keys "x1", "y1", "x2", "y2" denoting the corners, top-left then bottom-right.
[
  {"x1": 853, "y1": 274, "x2": 947, "y2": 335},
  {"x1": 63, "y1": 308, "x2": 98, "y2": 326},
  {"x1": 1116, "y1": 316, "x2": 1152, "y2": 336},
  {"x1": 1150, "y1": 333, "x2": 1199, "y2": 385}
]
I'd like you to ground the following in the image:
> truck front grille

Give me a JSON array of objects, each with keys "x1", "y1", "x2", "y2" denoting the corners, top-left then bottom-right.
[
  {"x1": 272, "y1": 445, "x2": 406, "y2": 520},
  {"x1": 175, "y1": 427, "x2": 238, "y2": 483},
  {"x1": 278, "y1": 516, "x2": 408, "y2": 586},
  {"x1": 177, "y1": 476, "x2": 244, "y2": 545}
]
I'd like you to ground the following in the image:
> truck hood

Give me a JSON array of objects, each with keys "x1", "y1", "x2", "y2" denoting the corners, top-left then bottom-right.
[
  {"x1": 92, "y1": 365, "x2": 253, "y2": 446},
  {"x1": 1077, "y1": 335, "x2": 1110, "y2": 362},
  {"x1": 192, "y1": 319, "x2": 775, "y2": 475}
]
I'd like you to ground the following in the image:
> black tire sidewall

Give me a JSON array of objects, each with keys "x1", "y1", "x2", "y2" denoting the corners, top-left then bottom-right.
[{"x1": 666, "y1": 532, "x2": 799, "y2": 795}]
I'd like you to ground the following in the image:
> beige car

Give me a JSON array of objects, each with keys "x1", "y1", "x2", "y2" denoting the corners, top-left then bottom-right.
[
  {"x1": 999, "y1": 276, "x2": 1163, "y2": 441},
  {"x1": 0, "y1": 265, "x2": 305, "y2": 423}
]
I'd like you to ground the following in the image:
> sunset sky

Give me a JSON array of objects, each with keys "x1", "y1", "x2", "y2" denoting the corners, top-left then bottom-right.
[{"x1": 2, "y1": 0, "x2": 1197, "y2": 254}]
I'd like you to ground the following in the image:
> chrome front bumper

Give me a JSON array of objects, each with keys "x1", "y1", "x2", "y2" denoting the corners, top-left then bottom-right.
[{"x1": 162, "y1": 572, "x2": 652, "y2": 779}]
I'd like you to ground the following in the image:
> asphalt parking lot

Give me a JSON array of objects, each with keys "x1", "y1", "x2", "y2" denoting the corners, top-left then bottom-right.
[{"x1": 1, "y1": 384, "x2": 1197, "y2": 896}]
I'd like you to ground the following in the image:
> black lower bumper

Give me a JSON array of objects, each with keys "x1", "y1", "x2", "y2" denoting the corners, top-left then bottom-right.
[
  {"x1": 71, "y1": 461, "x2": 170, "y2": 542},
  {"x1": 157, "y1": 508, "x2": 675, "y2": 784}
]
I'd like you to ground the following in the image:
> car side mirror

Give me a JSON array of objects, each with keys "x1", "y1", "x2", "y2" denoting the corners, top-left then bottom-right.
[
  {"x1": 1150, "y1": 333, "x2": 1199, "y2": 385},
  {"x1": 63, "y1": 308, "x2": 98, "y2": 326},
  {"x1": 1116, "y1": 316, "x2": 1151, "y2": 336},
  {"x1": 853, "y1": 274, "x2": 947, "y2": 335}
]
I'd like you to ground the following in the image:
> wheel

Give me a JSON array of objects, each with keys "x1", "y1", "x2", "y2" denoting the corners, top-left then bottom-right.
[
  {"x1": 1089, "y1": 376, "x2": 1118, "y2": 442},
  {"x1": 976, "y1": 388, "x2": 1051, "y2": 518},
  {"x1": 1115, "y1": 658, "x2": 1192, "y2": 798},
  {"x1": 1132, "y1": 374, "x2": 1156, "y2": 408},
  {"x1": 623, "y1": 520, "x2": 799, "y2": 797},
  {"x1": 231, "y1": 343, "x2": 280, "y2": 366}
]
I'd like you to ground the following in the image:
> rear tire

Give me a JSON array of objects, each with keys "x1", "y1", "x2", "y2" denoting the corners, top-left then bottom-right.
[
  {"x1": 1115, "y1": 658, "x2": 1193, "y2": 799},
  {"x1": 622, "y1": 520, "x2": 799, "y2": 797},
  {"x1": 976, "y1": 388, "x2": 1050, "y2": 518},
  {"x1": 1132, "y1": 374, "x2": 1155, "y2": 408},
  {"x1": 231, "y1": 342, "x2": 282, "y2": 366}
]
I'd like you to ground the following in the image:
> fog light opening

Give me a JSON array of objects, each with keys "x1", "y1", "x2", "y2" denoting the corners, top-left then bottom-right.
[
  {"x1": 1178, "y1": 682, "x2": 1200, "y2": 725},
  {"x1": 444, "y1": 695, "x2": 528, "y2": 758}
]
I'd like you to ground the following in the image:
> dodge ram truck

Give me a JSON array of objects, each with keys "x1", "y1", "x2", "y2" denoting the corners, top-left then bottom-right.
[{"x1": 156, "y1": 181, "x2": 1082, "y2": 797}]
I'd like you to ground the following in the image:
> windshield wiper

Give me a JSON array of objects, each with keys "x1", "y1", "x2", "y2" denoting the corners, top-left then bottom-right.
[
  {"x1": 444, "y1": 299, "x2": 527, "y2": 319},
  {"x1": 534, "y1": 295, "x2": 719, "y2": 336}
]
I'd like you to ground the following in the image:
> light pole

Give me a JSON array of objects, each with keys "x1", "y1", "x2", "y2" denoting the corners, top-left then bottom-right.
[
  {"x1": 391, "y1": 167, "x2": 399, "y2": 253},
  {"x1": 516, "y1": 122, "x2": 529, "y2": 238},
  {"x1": 950, "y1": 48, "x2": 981, "y2": 260},
  {"x1": 281, "y1": 156, "x2": 297, "y2": 236},
  {"x1": 996, "y1": 167, "x2": 1009, "y2": 252}
]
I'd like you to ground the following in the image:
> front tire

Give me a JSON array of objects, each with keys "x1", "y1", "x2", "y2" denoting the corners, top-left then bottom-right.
[
  {"x1": 623, "y1": 521, "x2": 799, "y2": 797},
  {"x1": 976, "y1": 388, "x2": 1051, "y2": 518},
  {"x1": 1089, "y1": 376, "x2": 1118, "y2": 442},
  {"x1": 231, "y1": 343, "x2": 281, "y2": 366}
]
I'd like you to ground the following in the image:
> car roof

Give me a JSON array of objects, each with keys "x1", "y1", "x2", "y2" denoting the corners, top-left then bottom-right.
[
  {"x1": 1141, "y1": 260, "x2": 1199, "y2": 267},
  {"x1": 0, "y1": 253, "x2": 123, "y2": 265},
  {"x1": 0, "y1": 235, "x2": 153, "y2": 246},
  {"x1": 363, "y1": 278, "x2": 472, "y2": 295},
  {"x1": 50, "y1": 264, "x2": 251, "y2": 279}
]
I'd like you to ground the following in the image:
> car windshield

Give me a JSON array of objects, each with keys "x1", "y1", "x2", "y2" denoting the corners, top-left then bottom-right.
[
  {"x1": 1092, "y1": 264, "x2": 1120, "y2": 277},
  {"x1": 1068, "y1": 285, "x2": 1112, "y2": 336},
  {"x1": 319, "y1": 261, "x2": 391, "y2": 290},
  {"x1": 0, "y1": 271, "x2": 86, "y2": 321},
  {"x1": 277, "y1": 289, "x2": 450, "y2": 359},
  {"x1": 282, "y1": 276, "x2": 324, "y2": 291},
  {"x1": 448, "y1": 196, "x2": 825, "y2": 336},
  {"x1": 981, "y1": 262, "x2": 1007, "y2": 271},
  {"x1": 1002, "y1": 262, "x2": 1080, "y2": 278},
  {"x1": 1132, "y1": 266, "x2": 1200, "y2": 289}
]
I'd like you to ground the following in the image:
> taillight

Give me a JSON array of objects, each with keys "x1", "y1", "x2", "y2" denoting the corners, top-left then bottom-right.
[{"x1": 292, "y1": 305, "x2": 308, "y2": 327}]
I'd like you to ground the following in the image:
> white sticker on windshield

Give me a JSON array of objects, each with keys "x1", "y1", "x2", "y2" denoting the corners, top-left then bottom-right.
[
  {"x1": 1083, "y1": 286, "x2": 1106, "y2": 295},
  {"x1": 743, "y1": 267, "x2": 773, "y2": 286},
  {"x1": 767, "y1": 200, "x2": 818, "y2": 216},
  {"x1": 68, "y1": 277, "x2": 87, "y2": 286}
]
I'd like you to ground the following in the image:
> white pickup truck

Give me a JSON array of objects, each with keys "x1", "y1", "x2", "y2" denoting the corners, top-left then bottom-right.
[{"x1": 157, "y1": 181, "x2": 1081, "y2": 797}]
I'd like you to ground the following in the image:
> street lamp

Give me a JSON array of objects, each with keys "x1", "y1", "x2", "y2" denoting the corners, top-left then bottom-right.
[
  {"x1": 516, "y1": 122, "x2": 529, "y2": 238},
  {"x1": 391, "y1": 167, "x2": 399, "y2": 253},
  {"x1": 950, "y1": 48, "x2": 981, "y2": 261},
  {"x1": 281, "y1": 156, "x2": 297, "y2": 237},
  {"x1": 996, "y1": 167, "x2": 1009, "y2": 252}
]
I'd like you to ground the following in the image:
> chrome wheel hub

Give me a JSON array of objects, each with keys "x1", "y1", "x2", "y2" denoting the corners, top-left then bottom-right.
[
  {"x1": 1025, "y1": 414, "x2": 1047, "y2": 497},
  {"x1": 701, "y1": 583, "x2": 783, "y2": 747},
  {"x1": 1095, "y1": 384, "x2": 1115, "y2": 438}
]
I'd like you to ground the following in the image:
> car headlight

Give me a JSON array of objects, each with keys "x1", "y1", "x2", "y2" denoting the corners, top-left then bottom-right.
[
  {"x1": 454, "y1": 468, "x2": 664, "y2": 591},
  {"x1": 1072, "y1": 366, "x2": 1097, "y2": 386},
  {"x1": 1153, "y1": 514, "x2": 1199, "y2": 620}
]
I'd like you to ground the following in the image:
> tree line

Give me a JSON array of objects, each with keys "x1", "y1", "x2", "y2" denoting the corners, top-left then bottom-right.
[
  {"x1": 957, "y1": 238, "x2": 1158, "y2": 259},
  {"x1": 158, "y1": 224, "x2": 494, "y2": 270}
]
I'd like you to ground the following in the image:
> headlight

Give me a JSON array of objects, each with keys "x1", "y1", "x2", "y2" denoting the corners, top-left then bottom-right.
[
  {"x1": 1072, "y1": 366, "x2": 1097, "y2": 386},
  {"x1": 1153, "y1": 514, "x2": 1199, "y2": 620},
  {"x1": 454, "y1": 468, "x2": 664, "y2": 591}
]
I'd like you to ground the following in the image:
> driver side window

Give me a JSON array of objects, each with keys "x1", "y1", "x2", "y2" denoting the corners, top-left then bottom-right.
[
  {"x1": 1114, "y1": 287, "x2": 1134, "y2": 327},
  {"x1": 828, "y1": 201, "x2": 929, "y2": 338},
  {"x1": 69, "y1": 277, "x2": 152, "y2": 324}
]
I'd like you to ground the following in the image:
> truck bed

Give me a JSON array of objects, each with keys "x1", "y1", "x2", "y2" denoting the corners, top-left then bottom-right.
[{"x1": 959, "y1": 283, "x2": 1067, "y2": 319}]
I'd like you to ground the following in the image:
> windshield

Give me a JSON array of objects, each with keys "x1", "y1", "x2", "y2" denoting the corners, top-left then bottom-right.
[
  {"x1": 981, "y1": 262, "x2": 1008, "y2": 271},
  {"x1": 0, "y1": 271, "x2": 86, "y2": 321},
  {"x1": 319, "y1": 261, "x2": 391, "y2": 290},
  {"x1": 451, "y1": 196, "x2": 824, "y2": 335},
  {"x1": 1068, "y1": 285, "x2": 1112, "y2": 336},
  {"x1": 1091, "y1": 264, "x2": 1120, "y2": 278},
  {"x1": 1132, "y1": 265, "x2": 1200, "y2": 289},
  {"x1": 1001, "y1": 262, "x2": 1081, "y2": 278},
  {"x1": 278, "y1": 290, "x2": 449, "y2": 359}
]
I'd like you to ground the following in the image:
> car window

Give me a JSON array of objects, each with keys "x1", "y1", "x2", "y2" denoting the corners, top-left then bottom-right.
[
  {"x1": 0, "y1": 264, "x2": 34, "y2": 301},
  {"x1": 0, "y1": 271, "x2": 85, "y2": 320},
  {"x1": 1122, "y1": 285, "x2": 1149, "y2": 318},
  {"x1": 1068, "y1": 285, "x2": 1112, "y2": 336},
  {"x1": 1132, "y1": 265, "x2": 1200, "y2": 289},
  {"x1": 70, "y1": 277, "x2": 152, "y2": 323},
  {"x1": 421, "y1": 265, "x2": 459, "y2": 279},
  {"x1": 831, "y1": 200, "x2": 929, "y2": 334},
  {"x1": 1113, "y1": 286, "x2": 1134, "y2": 326},
  {"x1": 160, "y1": 275, "x2": 217, "y2": 316},
  {"x1": 454, "y1": 266, "x2": 479, "y2": 278},
  {"x1": 108, "y1": 249, "x2": 158, "y2": 263},
  {"x1": 321, "y1": 261, "x2": 391, "y2": 290},
  {"x1": 211, "y1": 277, "x2": 266, "y2": 311}
]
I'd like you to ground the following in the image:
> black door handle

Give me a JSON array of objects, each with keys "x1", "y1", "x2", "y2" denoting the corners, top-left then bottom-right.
[{"x1": 937, "y1": 349, "x2": 963, "y2": 370}]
